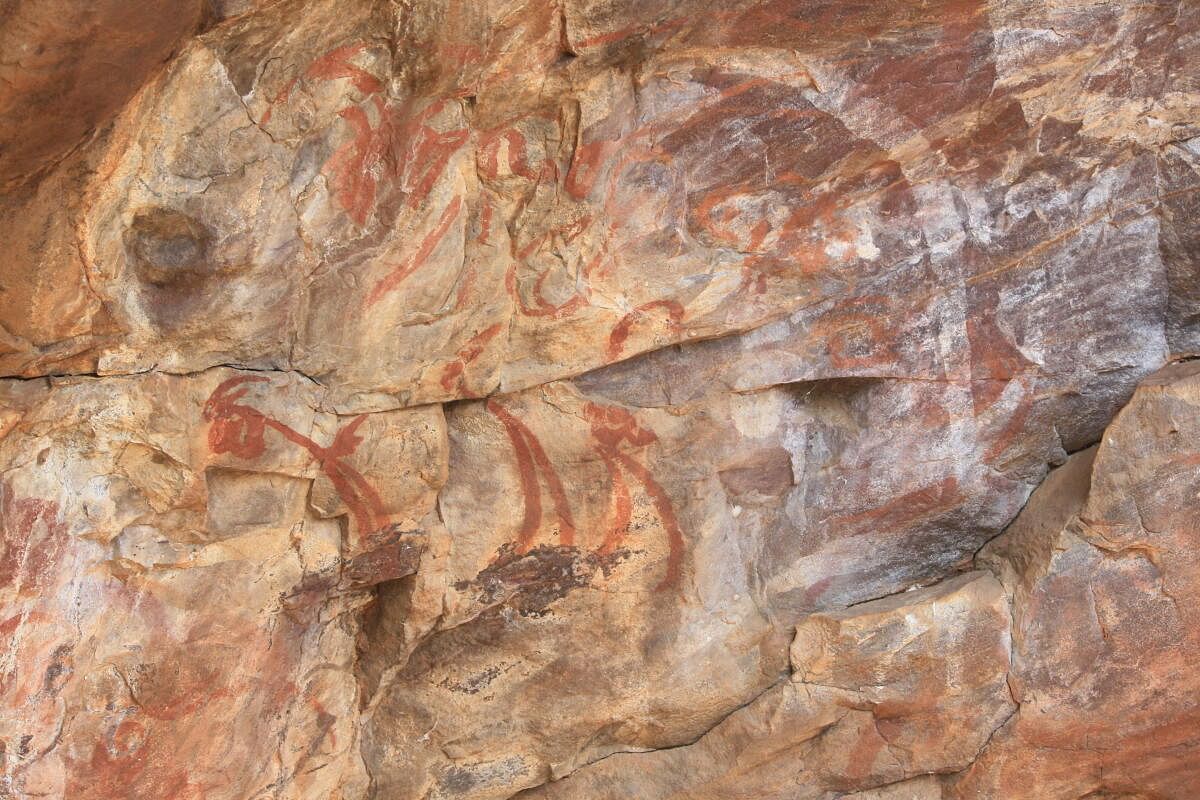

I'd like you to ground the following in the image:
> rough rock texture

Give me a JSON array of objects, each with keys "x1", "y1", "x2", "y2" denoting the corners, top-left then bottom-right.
[{"x1": 1, "y1": 1, "x2": 1198, "y2": 798}]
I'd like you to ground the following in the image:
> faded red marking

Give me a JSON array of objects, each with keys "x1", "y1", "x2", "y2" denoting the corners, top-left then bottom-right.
[
  {"x1": 606, "y1": 299, "x2": 685, "y2": 361},
  {"x1": 0, "y1": 612, "x2": 52, "y2": 699},
  {"x1": 261, "y1": 42, "x2": 380, "y2": 125},
  {"x1": 690, "y1": 176, "x2": 865, "y2": 284},
  {"x1": 808, "y1": 296, "x2": 901, "y2": 371},
  {"x1": 203, "y1": 376, "x2": 389, "y2": 536},
  {"x1": 401, "y1": 124, "x2": 471, "y2": 209},
  {"x1": 982, "y1": 376, "x2": 1034, "y2": 464},
  {"x1": 476, "y1": 201, "x2": 493, "y2": 244},
  {"x1": 478, "y1": 129, "x2": 540, "y2": 181},
  {"x1": 325, "y1": 99, "x2": 388, "y2": 225},
  {"x1": 830, "y1": 476, "x2": 961, "y2": 530},
  {"x1": 846, "y1": 719, "x2": 887, "y2": 781},
  {"x1": 596, "y1": 450, "x2": 632, "y2": 556},
  {"x1": 134, "y1": 659, "x2": 232, "y2": 723},
  {"x1": 439, "y1": 323, "x2": 503, "y2": 396},
  {"x1": 692, "y1": 184, "x2": 760, "y2": 249},
  {"x1": 747, "y1": 218, "x2": 772, "y2": 250},
  {"x1": 261, "y1": 42, "x2": 469, "y2": 227},
  {"x1": 801, "y1": 575, "x2": 836, "y2": 608},
  {"x1": 506, "y1": 216, "x2": 602, "y2": 319},
  {"x1": 504, "y1": 265, "x2": 589, "y2": 319},
  {"x1": 565, "y1": 140, "x2": 617, "y2": 200},
  {"x1": 365, "y1": 195, "x2": 464, "y2": 308},
  {"x1": 260, "y1": 77, "x2": 298, "y2": 126},
  {"x1": 965, "y1": 283, "x2": 1038, "y2": 465},
  {"x1": 585, "y1": 402, "x2": 684, "y2": 590},
  {"x1": 486, "y1": 400, "x2": 577, "y2": 550},
  {"x1": 0, "y1": 481, "x2": 68, "y2": 596},
  {"x1": 304, "y1": 694, "x2": 340, "y2": 752},
  {"x1": 967, "y1": 312, "x2": 1036, "y2": 411},
  {"x1": 304, "y1": 43, "x2": 383, "y2": 93},
  {"x1": 79, "y1": 739, "x2": 202, "y2": 800},
  {"x1": 390, "y1": 98, "x2": 470, "y2": 200},
  {"x1": 452, "y1": 262, "x2": 479, "y2": 312},
  {"x1": 573, "y1": 15, "x2": 687, "y2": 49},
  {"x1": 737, "y1": 264, "x2": 769, "y2": 297}
]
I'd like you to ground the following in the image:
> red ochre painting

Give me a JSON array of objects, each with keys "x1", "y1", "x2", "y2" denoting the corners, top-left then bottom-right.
[{"x1": 485, "y1": 398, "x2": 684, "y2": 590}]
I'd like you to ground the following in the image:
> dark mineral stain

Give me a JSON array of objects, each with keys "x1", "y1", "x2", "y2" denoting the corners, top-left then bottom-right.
[
  {"x1": 718, "y1": 447, "x2": 795, "y2": 499},
  {"x1": 124, "y1": 207, "x2": 222, "y2": 329},
  {"x1": 438, "y1": 664, "x2": 503, "y2": 695},
  {"x1": 439, "y1": 765, "x2": 479, "y2": 794},
  {"x1": 341, "y1": 526, "x2": 425, "y2": 590},
  {"x1": 126, "y1": 207, "x2": 214, "y2": 285},
  {"x1": 454, "y1": 543, "x2": 627, "y2": 617}
]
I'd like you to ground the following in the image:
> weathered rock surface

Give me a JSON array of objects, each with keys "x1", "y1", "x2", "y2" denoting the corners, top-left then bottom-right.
[
  {"x1": 2, "y1": 1, "x2": 1199, "y2": 798},
  {"x1": 521, "y1": 571, "x2": 1014, "y2": 799},
  {"x1": 959, "y1": 363, "x2": 1200, "y2": 798}
]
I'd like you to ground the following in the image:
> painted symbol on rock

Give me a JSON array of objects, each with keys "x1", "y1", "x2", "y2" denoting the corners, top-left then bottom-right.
[
  {"x1": 262, "y1": 43, "x2": 469, "y2": 228},
  {"x1": 965, "y1": 283, "x2": 1040, "y2": 464},
  {"x1": 0, "y1": 481, "x2": 68, "y2": 597},
  {"x1": 485, "y1": 399, "x2": 577, "y2": 552},
  {"x1": 439, "y1": 323, "x2": 503, "y2": 397},
  {"x1": 365, "y1": 194, "x2": 464, "y2": 309},
  {"x1": 485, "y1": 399, "x2": 684, "y2": 590},
  {"x1": 606, "y1": 299, "x2": 685, "y2": 361},
  {"x1": 584, "y1": 402, "x2": 684, "y2": 590},
  {"x1": 203, "y1": 376, "x2": 388, "y2": 535},
  {"x1": 506, "y1": 215, "x2": 603, "y2": 320}
]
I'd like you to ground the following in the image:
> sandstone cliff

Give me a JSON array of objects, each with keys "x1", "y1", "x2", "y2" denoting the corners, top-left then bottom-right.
[{"x1": 2, "y1": 1, "x2": 1198, "y2": 798}]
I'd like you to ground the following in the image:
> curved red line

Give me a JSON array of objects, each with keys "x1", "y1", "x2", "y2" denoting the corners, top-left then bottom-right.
[
  {"x1": 606, "y1": 299, "x2": 685, "y2": 361},
  {"x1": 487, "y1": 400, "x2": 543, "y2": 552},
  {"x1": 597, "y1": 450, "x2": 631, "y2": 554},
  {"x1": 365, "y1": 196, "x2": 463, "y2": 308},
  {"x1": 613, "y1": 450, "x2": 683, "y2": 590}
]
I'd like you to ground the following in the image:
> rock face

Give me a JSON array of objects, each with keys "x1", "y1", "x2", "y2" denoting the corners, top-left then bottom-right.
[{"x1": 1, "y1": 2, "x2": 1198, "y2": 798}]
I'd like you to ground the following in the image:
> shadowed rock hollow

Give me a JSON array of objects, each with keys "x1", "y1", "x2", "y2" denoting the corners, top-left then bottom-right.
[{"x1": 1, "y1": 1, "x2": 1198, "y2": 798}]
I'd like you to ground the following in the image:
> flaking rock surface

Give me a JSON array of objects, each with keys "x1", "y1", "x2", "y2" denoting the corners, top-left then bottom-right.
[{"x1": 1, "y1": 1, "x2": 1198, "y2": 798}]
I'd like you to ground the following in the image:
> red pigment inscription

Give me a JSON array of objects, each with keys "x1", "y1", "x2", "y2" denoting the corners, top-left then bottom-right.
[
  {"x1": 846, "y1": 720, "x2": 887, "y2": 782},
  {"x1": 203, "y1": 376, "x2": 388, "y2": 535},
  {"x1": 261, "y1": 43, "x2": 382, "y2": 126},
  {"x1": 808, "y1": 296, "x2": 901, "y2": 371},
  {"x1": 606, "y1": 299, "x2": 685, "y2": 361},
  {"x1": 830, "y1": 476, "x2": 961, "y2": 531},
  {"x1": 484, "y1": 400, "x2": 685, "y2": 590},
  {"x1": 966, "y1": 289, "x2": 1038, "y2": 464},
  {"x1": 364, "y1": 195, "x2": 464, "y2": 308},
  {"x1": 485, "y1": 400, "x2": 577, "y2": 550},
  {"x1": 0, "y1": 481, "x2": 68, "y2": 596},
  {"x1": 325, "y1": 97, "x2": 389, "y2": 226},
  {"x1": 506, "y1": 216, "x2": 601, "y2": 319},
  {"x1": 584, "y1": 402, "x2": 684, "y2": 590},
  {"x1": 478, "y1": 129, "x2": 539, "y2": 181},
  {"x1": 565, "y1": 140, "x2": 618, "y2": 200},
  {"x1": 439, "y1": 323, "x2": 503, "y2": 397},
  {"x1": 262, "y1": 43, "x2": 469, "y2": 227},
  {"x1": 572, "y1": 15, "x2": 688, "y2": 51}
]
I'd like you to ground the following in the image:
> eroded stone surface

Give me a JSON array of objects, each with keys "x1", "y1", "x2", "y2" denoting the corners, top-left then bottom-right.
[
  {"x1": 957, "y1": 363, "x2": 1200, "y2": 799},
  {"x1": 521, "y1": 572, "x2": 1013, "y2": 799},
  {"x1": 0, "y1": 371, "x2": 445, "y2": 798},
  {"x1": 2, "y1": 1, "x2": 1200, "y2": 798}
]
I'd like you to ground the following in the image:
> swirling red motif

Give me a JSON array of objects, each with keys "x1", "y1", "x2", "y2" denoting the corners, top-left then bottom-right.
[{"x1": 203, "y1": 376, "x2": 388, "y2": 536}]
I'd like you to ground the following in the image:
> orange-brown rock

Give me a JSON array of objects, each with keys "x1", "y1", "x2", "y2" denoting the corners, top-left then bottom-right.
[
  {"x1": 957, "y1": 363, "x2": 1200, "y2": 798},
  {"x1": 521, "y1": 571, "x2": 1014, "y2": 799},
  {"x1": 2, "y1": 1, "x2": 1199, "y2": 798}
]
